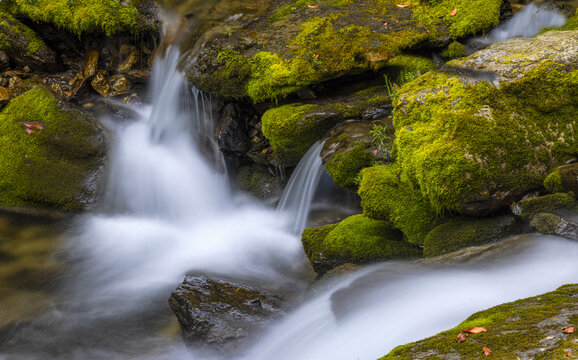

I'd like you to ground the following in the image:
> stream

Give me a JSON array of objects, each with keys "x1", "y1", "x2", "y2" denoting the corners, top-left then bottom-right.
[{"x1": 0, "y1": 3, "x2": 576, "y2": 360}]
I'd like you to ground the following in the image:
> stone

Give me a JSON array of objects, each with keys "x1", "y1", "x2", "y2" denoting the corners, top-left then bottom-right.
[
  {"x1": 110, "y1": 75, "x2": 132, "y2": 96},
  {"x1": 169, "y1": 275, "x2": 285, "y2": 356},
  {"x1": 0, "y1": 86, "x2": 9, "y2": 107},
  {"x1": 118, "y1": 44, "x2": 141, "y2": 72},
  {"x1": 544, "y1": 163, "x2": 578, "y2": 197},
  {"x1": 90, "y1": 71, "x2": 110, "y2": 97},
  {"x1": 530, "y1": 213, "x2": 578, "y2": 241},
  {"x1": 236, "y1": 164, "x2": 282, "y2": 200},
  {"x1": 0, "y1": 50, "x2": 9, "y2": 70},
  {"x1": 83, "y1": 49, "x2": 99, "y2": 78},
  {"x1": 215, "y1": 103, "x2": 250, "y2": 158}
]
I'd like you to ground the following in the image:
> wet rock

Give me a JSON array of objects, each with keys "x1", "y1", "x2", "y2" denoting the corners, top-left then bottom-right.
[
  {"x1": 125, "y1": 69, "x2": 150, "y2": 83},
  {"x1": 519, "y1": 192, "x2": 575, "y2": 220},
  {"x1": 0, "y1": 51, "x2": 8, "y2": 70},
  {"x1": 530, "y1": 213, "x2": 578, "y2": 241},
  {"x1": 236, "y1": 164, "x2": 282, "y2": 200},
  {"x1": 110, "y1": 75, "x2": 132, "y2": 96},
  {"x1": 0, "y1": 13, "x2": 59, "y2": 72},
  {"x1": 83, "y1": 49, "x2": 99, "y2": 79},
  {"x1": 215, "y1": 103, "x2": 251, "y2": 158},
  {"x1": 44, "y1": 72, "x2": 89, "y2": 100},
  {"x1": 91, "y1": 70, "x2": 111, "y2": 97},
  {"x1": 118, "y1": 45, "x2": 141, "y2": 73},
  {"x1": 169, "y1": 275, "x2": 285, "y2": 356},
  {"x1": 0, "y1": 86, "x2": 9, "y2": 107}
]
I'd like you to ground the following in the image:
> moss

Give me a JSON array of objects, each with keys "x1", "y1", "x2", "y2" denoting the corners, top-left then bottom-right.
[
  {"x1": 423, "y1": 215, "x2": 519, "y2": 257},
  {"x1": 302, "y1": 214, "x2": 421, "y2": 273},
  {"x1": 269, "y1": 0, "x2": 317, "y2": 22},
  {"x1": 385, "y1": 54, "x2": 437, "y2": 83},
  {"x1": 236, "y1": 165, "x2": 281, "y2": 200},
  {"x1": 441, "y1": 41, "x2": 467, "y2": 60},
  {"x1": 544, "y1": 169, "x2": 564, "y2": 194},
  {"x1": 381, "y1": 284, "x2": 578, "y2": 359},
  {"x1": 544, "y1": 164, "x2": 578, "y2": 198},
  {"x1": 0, "y1": 11, "x2": 44, "y2": 56},
  {"x1": 7, "y1": 0, "x2": 151, "y2": 36},
  {"x1": 0, "y1": 87, "x2": 105, "y2": 211},
  {"x1": 393, "y1": 61, "x2": 578, "y2": 214},
  {"x1": 358, "y1": 164, "x2": 436, "y2": 245},
  {"x1": 519, "y1": 192, "x2": 575, "y2": 220},
  {"x1": 529, "y1": 212, "x2": 561, "y2": 235},
  {"x1": 324, "y1": 144, "x2": 374, "y2": 189}
]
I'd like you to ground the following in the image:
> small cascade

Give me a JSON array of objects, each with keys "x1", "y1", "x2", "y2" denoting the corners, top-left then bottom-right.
[
  {"x1": 472, "y1": 3, "x2": 566, "y2": 47},
  {"x1": 277, "y1": 141, "x2": 326, "y2": 235}
]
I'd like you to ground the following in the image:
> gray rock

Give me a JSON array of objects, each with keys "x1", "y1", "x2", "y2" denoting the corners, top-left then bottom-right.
[
  {"x1": 530, "y1": 212, "x2": 578, "y2": 241},
  {"x1": 0, "y1": 50, "x2": 9, "y2": 70}
]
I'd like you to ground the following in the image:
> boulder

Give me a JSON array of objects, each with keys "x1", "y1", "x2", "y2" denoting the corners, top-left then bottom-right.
[
  {"x1": 381, "y1": 284, "x2": 578, "y2": 359},
  {"x1": 168, "y1": 275, "x2": 285, "y2": 356},
  {"x1": 544, "y1": 163, "x2": 578, "y2": 197},
  {"x1": 530, "y1": 212, "x2": 578, "y2": 241},
  {"x1": 518, "y1": 192, "x2": 575, "y2": 220},
  {"x1": 236, "y1": 164, "x2": 282, "y2": 200},
  {"x1": 0, "y1": 86, "x2": 107, "y2": 211},
  {"x1": 0, "y1": 12, "x2": 59, "y2": 71}
]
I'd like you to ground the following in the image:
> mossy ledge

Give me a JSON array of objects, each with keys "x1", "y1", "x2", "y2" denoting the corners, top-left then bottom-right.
[
  {"x1": 0, "y1": 86, "x2": 107, "y2": 211},
  {"x1": 381, "y1": 284, "x2": 578, "y2": 359}
]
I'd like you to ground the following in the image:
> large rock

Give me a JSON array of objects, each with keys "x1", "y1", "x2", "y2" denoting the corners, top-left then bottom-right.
[
  {"x1": 186, "y1": 0, "x2": 503, "y2": 102},
  {"x1": 169, "y1": 275, "x2": 286, "y2": 356},
  {"x1": 544, "y1": 162, "x2": 578, "y2": 197},
  {"x1": 0, "y1": 12, "x2": 59, "y2": 71},
  {"x1": 381, "y1": 284, "x2": 578, "y2": 359},
  {"x1": 0, "y1": 86, "x2": 107, "y2": 211},
  {"x1": 530, "y1": 212, "x2": 578, "y2": 241},
  {"x1": 391, "y1": 30, "x2": 578, "y2": 216}
]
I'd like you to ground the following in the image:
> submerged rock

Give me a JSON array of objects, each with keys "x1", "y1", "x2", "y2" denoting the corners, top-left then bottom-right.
[
  {"x1": 169, "y1": 275, "x2": 286, "y2": 356},
  {"x1": 381, "y1": 283, "x2": 578, "y2": 359}
]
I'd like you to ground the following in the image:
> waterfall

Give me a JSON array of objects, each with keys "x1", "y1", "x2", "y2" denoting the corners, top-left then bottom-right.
[{"x1": 277, "y1": 141, "x2": 325, "y2": 235}]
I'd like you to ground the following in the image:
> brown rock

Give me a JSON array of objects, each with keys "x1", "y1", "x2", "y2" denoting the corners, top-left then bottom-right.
[
  {"x1": 118, "y1": 45, "x2": 141, "y2": 73},
  {"x1": 125, "y1": 69, "x2": 150, "y2": 83},
  {"x1": 91, "y1": 71, "x2": 110, "y2": 97},
  {"x1": 110, "y1": 75, "x2": 132, "y2": 96},
  {"x1": 0, "y1": 86, "x2": 10, "y2": 107},
  {"x1": 84, "y1": 49, "x2": 99, "y2": 79},
  {"x1": 0, "y1": 51, "x2": 9, "y2": 70}
]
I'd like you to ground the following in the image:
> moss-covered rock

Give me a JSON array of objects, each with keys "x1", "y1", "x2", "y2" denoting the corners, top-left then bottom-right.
[
  {"x1": 302, "y1": 214, "x2": 421, "y2": 274},
  {"x1": 381, "y1": 284, "x2": 578, "y2": 359},
  {"x1": 0, "y1": 11, "x2": 58, "y2": 71},
  {"x1": 393, "y1": 30, "x2": 578, "y2": 216},
  {"x1": 0, "y1": 86, "x2": 107, "y2": 211},
  {"x1": 423, "y1": 215, "x2": 521, "y2": 257},
  {"x1": 544, "y1": 163, "x2": 578, "y2": 197},
  {"x1": 441, "y1": 41, "x2": 467, "y2": 60},
  {"x1": 519, "y1": 192, "x2": 575, "y2": 220},
  {"x1": 187, "y1": 0, "x2": 504, "y2": 102},
  {"x1": 358, "y1": 164, "x2": 436, "y2": 245},
  {"x1": 530, "y1": 212, "x2": 578, "y2": 241},
  {"x1": 236, "y1": 164, "x2": 282, "y2": 200}
]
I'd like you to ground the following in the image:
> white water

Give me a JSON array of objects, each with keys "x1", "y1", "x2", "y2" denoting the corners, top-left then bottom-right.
[{"x1": 277, "y1": 141, "x2": 325, "y2": 235}]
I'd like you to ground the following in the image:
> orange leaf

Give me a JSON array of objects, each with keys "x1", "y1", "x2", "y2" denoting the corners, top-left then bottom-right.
[
  {"x1": 566, "y1": 351, "x2": 572, "y2": 357},
  {"x1": 563, "y1": 327, "x2": 575, "y2": 334},
  {"x1": 450, "y1": 8, "x2": 457, "y2": 16},
  {"x1": 383, "y1": 22, "x2": 388, "y2": 26},
  {"x1": 463, "y1": 326, "x2": 487, "y2": 334},
  {"x1": 396, "y1": 4, "x2": 409, "y2": 7},
  {"x1": 307, "y1": 4, "x2": 318, "y2": 8},
  {"x1": 23, "y1": 121, "x2": 44, "y2": 134},
  {"x1": 456, "y1": 333, "x2": 467, "y2": 343},
  {"x1": 483, "y1": 346, "x2": 492, "y2": 356}
]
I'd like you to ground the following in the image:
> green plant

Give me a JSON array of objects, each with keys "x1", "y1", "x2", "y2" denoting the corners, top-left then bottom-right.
[{"x1": 370, "y1": 123, "x2": 392, "y2": 160}]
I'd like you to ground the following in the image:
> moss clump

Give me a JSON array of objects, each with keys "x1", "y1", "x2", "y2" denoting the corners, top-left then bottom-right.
[
  {"x1": 544, "y1": 164, "x2": 578, "y2": 197},
  {"x1": 236, "y1": 165, "x2": 281, "y2": 200},
  {"x1": 302, "y1": 214, "x2": 421, "y2": 273},
  {"x1": 519, "y1": 192, "x2": 575, "y2": 220},
  {"x1": 7, "y1": 0, "x2": 150, "y2": 36},
  {"x1": 324, "y1": 144, "x2": 374, "y2": 190},
  {"x1": 393, "y1": 60, "x2": 578, "y2": 214},
  {"x1": 358, "y1": 164, "x2": 436, "y2": 245},
  {"x1": 544, "y1": 169, "x2": 564, "y2": 194},
  {"x1": 0, "y1": 11, "x2": 44, "y2": 56},
  {"x1": 0, "y1": 86, "x2": 105, "y2": 211},
  {"x1": 529, "y1": 212, "x2": 562, "y2": 235},
  {"x1": 423, "y1": 215, "x2": 519, "y2": 257},
  {"x1": 381, "y1": 284, "x2": 578, "y2": 359},
  {"x1": 441, "y1": 41, "x2": 467, "y2": 60},
  {"x1": 385, "y1": 55, "x2": 437, "y2": 83}
]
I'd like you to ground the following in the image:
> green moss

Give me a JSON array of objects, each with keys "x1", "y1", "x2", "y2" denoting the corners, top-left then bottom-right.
[
  {"x1": 325, "y1": 144, "x2": 374, "y2": 189},
  {"x1": 529, "y1": 212, "x2": 562, "y2": 235},
  {"x1": 393, "y1": 61, "x2": 578, "y2": 214},
  {"x1": 7, "y1": 0, "x2": 150, "y2": 36},
  {"x1": 0, "y1": 86, "x2": 105, "y2": 210},
  {"x1": 0, "y1": 11, "x2": 44, "y2": 56},
  {"x1": 543, "y1": 164, "x2": 578, "y2": 198},
  {"x1": 423, "y1": 215, "x2": 518, "y2": 257},
  {"x1": 269, "y1": 0, "x2": 317, "y2": 22},
  {"x1": 441, "y1": 41, "x2": 467, "y2": 60},
  {"x1": 385, "y1": 54, "x2": 437, "y2": 83},
  {"x1": 358, "y1": 164, "x2": 436, "y2": 245},
  {"x1": 544, "y1": 169, "x2": 564, "y2": 194},
  {"x1": 519, "y1": 192, "x2": 575, "y2": 220},
  {"x1": 381, "y1": 284, "x2": 578, "y2": 360}
]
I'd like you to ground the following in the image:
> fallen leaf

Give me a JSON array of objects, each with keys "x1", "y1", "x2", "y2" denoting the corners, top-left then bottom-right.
[
  {"x1": 563, "y1": 327, "x2": 575, "y2": 334},
  {"x1": 383, "y1": 22, "x2": 388, "y2": 26},
  {"x1": 456, "y1": 333, "x2": 467, "y2": 343},
  {"x1": 566, "y1": 351, "x2": 572, "y2": 357},
  {"x1": 483, "y1": 346, "x2": 492, "y2": 356},
  {"x1": 373, "y1": 149, "x2": 378, "y2": 155},
  {"x1": 307, "y1": 4, "x2": 318, "y2": 8},
  {"x1": 23, "y1": 121, "x2": 44, "y2": 134},
  {"x1": 450, "y1": 7, "x2": 457, "y2": 16},
  {"x1": 464, "y1": 326, "x2": 487, "y2": 334},
  {"x1": 396, "y1": 4, "x2": 409, "y2": 7}
]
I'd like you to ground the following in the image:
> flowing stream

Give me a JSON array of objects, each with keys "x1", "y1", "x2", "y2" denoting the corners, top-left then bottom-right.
[{"x1": 0, "y1": 4, "x2": 577, "y2": 360}]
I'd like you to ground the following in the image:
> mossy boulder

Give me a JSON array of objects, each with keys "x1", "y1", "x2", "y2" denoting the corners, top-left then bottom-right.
[
  {"x1": 358, "y1": 164, "x2": 436, "y2": 245},
  {"x1": 519, "y1": 192, "x2": 575, "y2": 220},
  {"x1": 187, "y1": 0, "x2": 504, "y2": 102},
  {"x1": 261, "y1": 86, "x2": 389, "y2": 166},
  {"x1": 544, "y1": 163, "x2": 578, "y2": 197},
  {"x1": 530, "y1": 212, "x2": 578, "y2": 241},
  {"x1": 236, "y1": 164, "x2": 282, "y2": 200},
  {"x1": 0, "y1": 11, "x2": 58, "y2": 71},
  {"x1": 0, "y1": 86, "x2": 107, "y2": 211},
  {"x1": 423, "y1": 215, "x2": 521, "y2": 257},
  {"x1": 301, "y1": 214, "x2": 422, "y2": 274},
  {"x1": 381, "y1": 284, "x2": 578, "y2": 359},
  {"x1": 441, "y1": 41, "x2": 467, "y2": 60},
  {"x1": 393, "y1": 30, "x2": 578, "y2": 217}
]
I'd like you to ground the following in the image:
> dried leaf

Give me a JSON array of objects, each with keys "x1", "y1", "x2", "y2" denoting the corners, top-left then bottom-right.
[
  {"x1": 450, "y1": 8, "x2": 457, "y2": 16},
  {"x1": 383, "y1": 22, "x2": 388, "y2": 26},
  {"x1": 563, "y1": 327, "x2": 575, "y2": 334},
  {"x1": 566, "y1": 351, "x2": 572, "y2": 357},
  {"x1": 307, "y1": 4, "x2": 318, "y2": 8},
  {"x1": 483, "y1": 346, "x2": 492, "y2": 356},
  {"x1": 456, "y1": 333, "x2": 468, "y2": 343},
  {"x1": 23, "y1": 121, "x2": 44, "y2": 134},
  {"x1": 396, "y1": 4, "x2": 409, "y2": 7},
  {"x1": 463, "y1": 326, "x2": 487, "y2": 334}
]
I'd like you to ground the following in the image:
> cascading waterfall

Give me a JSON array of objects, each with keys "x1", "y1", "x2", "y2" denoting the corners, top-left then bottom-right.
[{"x1": 276, "y1": 141, "x2": 326, "y2": 235}]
